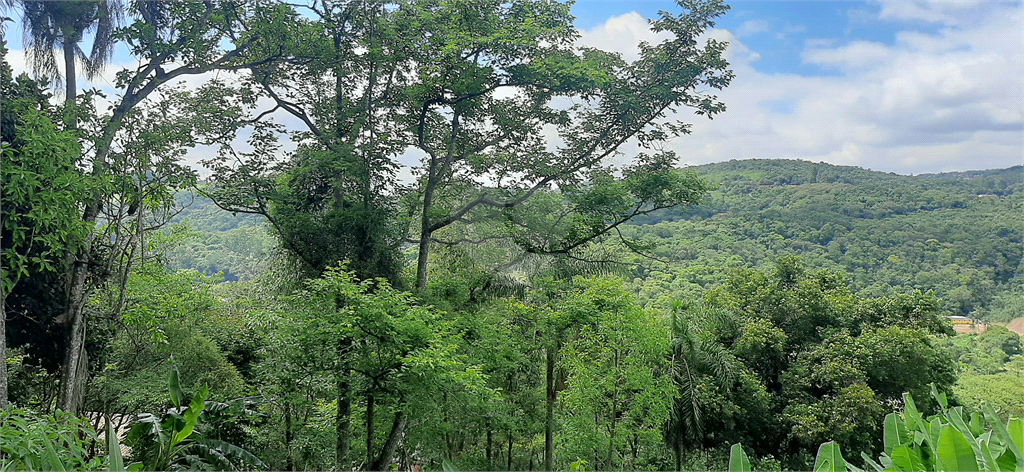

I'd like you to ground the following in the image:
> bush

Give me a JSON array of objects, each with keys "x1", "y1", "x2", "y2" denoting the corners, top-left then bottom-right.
[{"x1": 0, "y1": 408, "x2": 105, "y2": 471}]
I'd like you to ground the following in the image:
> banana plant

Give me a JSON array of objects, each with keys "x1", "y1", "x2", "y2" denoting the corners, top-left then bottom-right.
[
  {"x1": 729, "y1": 387, "x2": 1023, "y2": 472},
  {"x1": 123, "y1": 368, "x2": 265, "y2": 471},
  {"x1": 860, "y1": 386, "x2": 1023, "y2": 472},
  {"x1": 124, "y1": 369, "x2": 210, "y2": 471}
]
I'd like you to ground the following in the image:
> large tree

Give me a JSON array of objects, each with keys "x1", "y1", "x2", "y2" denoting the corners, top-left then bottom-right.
[
  {"x1": 203, "y1": 0, "x2": 730, "y2": 290},
  {"x1": 7, "y1": 1, "x2": 289, "y2": 414}
]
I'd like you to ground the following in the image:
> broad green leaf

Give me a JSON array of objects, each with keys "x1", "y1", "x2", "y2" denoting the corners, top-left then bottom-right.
[
  {"x1": 946, "y1": 406, "x2": 996, "y2": 471},
  {"x1": 937, "y1": 424, "x2": 979, "y2": 472},
  {"x1": 891, "y1": 445, "x2": 926, "y2": 472},
  {"x1": 983, "y1": 404, "x2": 1023, "y2": 470},
  {"x1": 814, "y1": 442, "x2": 848, "y2": 472},
  {"x1": 171, "y1": 385, "x2": 209, "y2": 447},
  {"x1": 106, "y1": 416, "x2": 125, "y2": 472},
  {"x1": 729, "y1": 443, "x2": 752, "y2": 472},
  {"x1": 931, "y1": 384, "x2": 948, "y2": 411},
  {"x1": 442, "y1": 459, "x2": 459, "y2": 472},
  {"x1": 1007, "y1": 418, "x2": 1023, "y2": 458},
  {"x1": 886, "y1": 412, "x2": 912, "y2": 455},
  {"x1": 168, "y1": 366, "x2": 184, "y2": 409},
  {"x1": 904, "y1": 392, "x2": 924, "y2": 433}
]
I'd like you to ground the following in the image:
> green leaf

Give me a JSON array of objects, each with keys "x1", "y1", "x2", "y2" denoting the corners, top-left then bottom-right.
[
  {"x1": 814, "y1": 442, "x2": 848, "y2": 472},
  {"x1": 946, "y1": 406, "x2": 996, "y2": 471},
  {"x1": 41, "y1": 434, "x2": 68, "y2": 472},
  {"x1": 168, "y1": 365, "x2": 184, "y2": 409},
  {"x1": 890, "y1": 445, "x2": 926, "y2": 472},
  {"x1": 904, "y1": 392, "x2": 924, "y2": 433},
  {"x1": 729, "y1": 443, "x2": 752, "y2": 472},
  {"x1": 859, "y1": 452, "x2": 885, "y2": 472},
  {"x1": 994, "y1": 449, "x2": 1017, "y2": 472},
  {"x1": 442, "y1": 459, "x2": 459, "y2": 472},
  {"x1": 937, "y1": 424, "x2": 980, "y2": 472},
  {"x1": 983, "y1": 404, "x2": 1023, "y2": 470},
  {"x1": 886, "y1": 412, "x2": 912, "y2": 455},
  {"x1": 1006, "y1": 418, "x2": 1023, "y2": 459},
  {"x1": 172, "y1": 385, "x2": 209, "y2": 448},
  {"x1": 106, "y1": 416, "x2": 125, "y2": 472}
]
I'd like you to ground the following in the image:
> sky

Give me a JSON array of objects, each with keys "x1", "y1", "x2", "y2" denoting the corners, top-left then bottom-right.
[{"x1": 3, "y1": 0, "x2": 1022, "y2": 175}]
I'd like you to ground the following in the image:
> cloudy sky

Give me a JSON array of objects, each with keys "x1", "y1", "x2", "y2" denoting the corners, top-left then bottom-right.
[
  {"x1": 574, "y1": 0, "x2": 1023, "y2": 174},
  {"x1": 4, "y1": 0, "x2": 1022, "y2": 175}
]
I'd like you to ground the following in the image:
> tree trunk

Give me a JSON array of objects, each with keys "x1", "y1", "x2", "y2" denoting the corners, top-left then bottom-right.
[
  {"x1": 544, "y1": 347, "x2": 556, "y2": 471},
  {"x1": 370, "y1": 410, "x2": 407, "y2": 471},
  {"x1": 415, "y1": 226, "x2": 432, "y2": 292},
  {"x1": 58, "y1": 284, "x2": 88, "y2": 414},
  {"x1": 507, "y1": 433, "x2": 514, "y2": 471},
  {"x1": 0, "y1": 296, "x2": 7, "y2": 409},
  {"x1": 56, "y1": 35, "x2": 89, "y2": 415},
  {"x1": 62, "y1": 39, "x2": 77, "y2": 129},
  {"x1": 414, "y1": 157, "x2": 440, "y2": 291},
  {"x1": 285, "y1": 405, "x2": 294, "y2": 471},
  {"x1": 486, "y1": 422, "x2": 493, "y2": 471},
  {"x1": 366, "y1": 393, "x2": 376, "y2": 467},
  {"x1": 336, "y1": 374, "x2": 351, "y2": 470}
]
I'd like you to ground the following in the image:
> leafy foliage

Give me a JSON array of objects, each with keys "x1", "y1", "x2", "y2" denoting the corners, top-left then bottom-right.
[{"x1": 0, "y1": 407, "x2": 104, "y2": 471}]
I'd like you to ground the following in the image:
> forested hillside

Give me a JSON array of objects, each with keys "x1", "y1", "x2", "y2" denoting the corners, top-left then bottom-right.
[
  {"x1": 623, "y1": 160, "x2": 1023, "y2": 319},
  {"x1": 172, "y1": 159, "x2": 1023, "y2": 321}
]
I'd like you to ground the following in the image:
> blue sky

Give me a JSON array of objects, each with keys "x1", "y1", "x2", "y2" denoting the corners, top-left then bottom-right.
[
  {"x1": 571, "y1": 0, "x2": 1023, "y2": 174},
  {"x1": 4, "y1": 1, "x2": 1022, "y2": 175}
]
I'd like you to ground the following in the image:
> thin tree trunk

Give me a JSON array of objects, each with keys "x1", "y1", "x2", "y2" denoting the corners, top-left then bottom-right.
[
  {"x1": 507, "y1": 433, "x2": 514, "y2": 471},
  {"x1": 62, "y1": 39, "x2": 77, "y2": 130},
  {"x1": 285, "y1": 405, "x2": 294, "y2": 471},
  {"x1": 0, "y1": 297, "x2": 7, "y2": 409},
  {"x1": 414, "y1": 153, "x2": 440, "y2": 291},
  {"x1": 58, "y1": 286, "x2": 87, "y2": 414},
  {"x1": 415, "y1": 226, "x2": 432, "y2": 292},
  {"x1": 336, "y1": 374, "x2": 351, "y2": 470},
  {"x1": 544, "y1": 347, "x2": 556, "y2": 471},
  {"x1": 56, "y1": 35, "x2": 89, "y2": 415},
  {"x1": 370, "y1": 410, "x2": 407, "y2": 471},
  {"x1": 366, "y1": 393, "x2": 376, "y2": 467},
  {"x1": 486, "y1": 422, "x2": 493, "y2": 471}
]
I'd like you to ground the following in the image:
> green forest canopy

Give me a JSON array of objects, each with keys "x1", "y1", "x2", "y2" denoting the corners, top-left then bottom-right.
[{"x1": 169, "y1": 159, "x2": 1023, "y2": 321}]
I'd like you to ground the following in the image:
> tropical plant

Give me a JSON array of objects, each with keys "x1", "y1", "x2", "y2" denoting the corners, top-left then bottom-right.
[
  {"x1": 18, "y1": 0, "x2": 121, "y2": 121},
  {"x1": 123, "y1": 368, "x2": 265, "y2": 471},
  {"x1": 728, "y1": 387, "x2": 1024, "y2": 472},
  {"x1": 0, "y1": 407, "x2": 104, "y2": 471},
  {"x1": 663, "y1": 304, "x2": 742, "y2": 470}
]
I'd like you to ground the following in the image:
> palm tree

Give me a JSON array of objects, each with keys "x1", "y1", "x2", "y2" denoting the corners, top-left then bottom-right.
[
  {"x1": 19, "y1": 0, "x2": 121, "y2": 127},
  {"x1": 663, "y1": 303, "x2": 740, "y2": 471},
  {"x1": 15, "y1": 0, "x2": 121, "y2": 414}
]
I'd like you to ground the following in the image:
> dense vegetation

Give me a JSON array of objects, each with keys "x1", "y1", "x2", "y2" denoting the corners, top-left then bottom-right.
[
  {"x1": 1, "y1": 0, "x2": 1021, "y2": 471},
  {"x1": 168, "y1": 158, "x2": 1023, "y2": 322}
]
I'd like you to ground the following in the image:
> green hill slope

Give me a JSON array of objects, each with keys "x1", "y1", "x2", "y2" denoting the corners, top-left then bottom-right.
[
  {"x1": 624, "y1": 159, "x2": 1022, "y2": 319},
  {"x1": 165, "y1": 159, "x2": 1022, "y2": 320}
]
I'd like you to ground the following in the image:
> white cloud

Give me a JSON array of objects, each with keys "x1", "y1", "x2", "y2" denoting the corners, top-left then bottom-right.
[
  {"x1": 577, "y1": 2, "x2": 1023, "y2": 174},
  {"x1": 737, "y1": 19, "x2": 770, "y2": 38},
  {"x1": 576, "y1": 12, "x2": 672, "y2": 63}
]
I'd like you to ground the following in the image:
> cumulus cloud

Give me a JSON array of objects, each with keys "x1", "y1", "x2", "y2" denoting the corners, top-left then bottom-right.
[
  {"x1": 577, "y1": 2, "x2": 1023, "y2": 174},
  {"x1": 576, "y1": 11, "x2": 672, "y2": 63}
]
